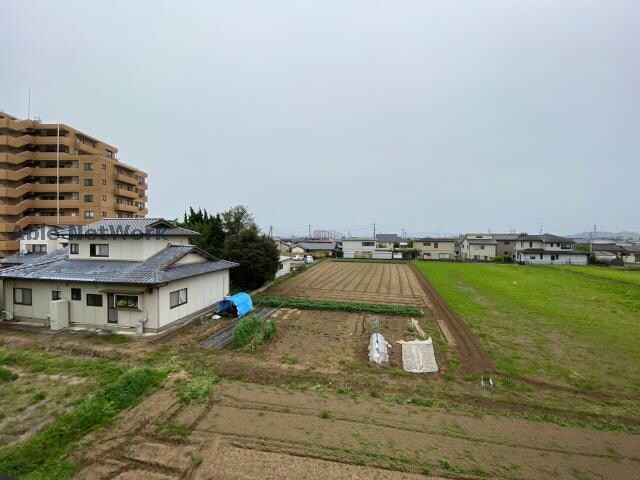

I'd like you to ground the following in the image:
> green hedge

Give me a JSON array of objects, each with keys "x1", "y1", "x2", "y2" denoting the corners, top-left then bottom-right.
[{"x1": 255, "y1": 296, "x2": 423, "y2": 317}]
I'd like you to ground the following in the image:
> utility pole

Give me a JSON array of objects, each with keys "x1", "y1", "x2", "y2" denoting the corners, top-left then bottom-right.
[
  {"x1": 401, "y1": 228, "x2": 406, "y2": 240},
  {"x1": 268, "y1": 225, "x2": 273, "y2": 238},
  {"x1": 308, "y1": 224, "x2": 311, "y2": 239},
  {"x1": 373, "y1": 223, "x2": 377, "y2": 241}
]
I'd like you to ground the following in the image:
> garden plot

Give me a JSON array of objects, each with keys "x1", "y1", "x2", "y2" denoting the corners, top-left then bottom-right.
[{"x1": 268, "y1": 261, "x2": 430, "y2": 307}]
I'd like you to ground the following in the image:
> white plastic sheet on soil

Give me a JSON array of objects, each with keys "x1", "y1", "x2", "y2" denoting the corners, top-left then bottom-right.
[
  {"x1": 397, "y1": 338, "x2": 438, "y2": 373},
  {"x1": 368, "y1": 333, "x2": 389, "y2": 364}
]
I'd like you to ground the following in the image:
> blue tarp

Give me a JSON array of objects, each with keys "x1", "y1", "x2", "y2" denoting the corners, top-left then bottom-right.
[{"x1": 215, "y1": 292, "x2": 253, "y2": 318}]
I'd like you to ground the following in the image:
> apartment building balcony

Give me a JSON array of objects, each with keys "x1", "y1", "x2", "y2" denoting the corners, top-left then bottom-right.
[
  {"x1": 114, "y1": 172, "x2": 139, "y2": 186},
  {"x1": 114, "y1": 187, "x2": 138, "y2": 199},
  {"x1": 0, "y1": 240, "x2": 20, "y2": 251},
  {"x1": 115, "y1": 203, "x2": 139, "y2": 213}
]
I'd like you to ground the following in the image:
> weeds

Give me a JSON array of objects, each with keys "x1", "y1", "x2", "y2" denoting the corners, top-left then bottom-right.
[
  {"x1": 174, "y1": 374, "x2": 219, "y2": 403},
  {"x1": 0, "y1": 366, "x2": 18, "y2": 383},
  {"x1": 156, "y1": 420, "x2": 190, "y2": 438},
  {"x1": 232, "y1": 314, "x2": 277, "y2": 352}
]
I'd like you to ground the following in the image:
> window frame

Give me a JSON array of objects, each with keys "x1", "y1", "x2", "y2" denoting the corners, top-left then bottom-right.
[
  {"x1": 70, "y1": 243, "x2": 79, "y2": 254},
  {"x1": 14, "y1": 287, "x2": 33, "y2": 305},
  {"x1": 71, "y1": 288, "x2": 82, "y2": 301},
  {"x1": 169, "y1": 288, "x2": 188, "y2": 309},
  {"x1": 86, "y1": 294, "x2": 103, "y2": 307},
  {"x1": 84, "y1": 179, "x2": 93, "y2": 187},
  {"x1": 115, "y1": 294, "x2": 139, "y2": 309},
  {"x1": 89, "y1": 243, "x2": 109, "y2": 257},
  {"x1": 52, "y1": 290, "x2": 62, "y2": 301}
]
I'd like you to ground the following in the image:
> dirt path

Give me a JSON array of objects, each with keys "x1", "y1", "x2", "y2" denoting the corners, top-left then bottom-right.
[
  {"x1": 409, "y1": 265, "x2": 495, "y2": 374},
  {"x1": 73, "y1": 380, "x2": 640, "y2": 480}
]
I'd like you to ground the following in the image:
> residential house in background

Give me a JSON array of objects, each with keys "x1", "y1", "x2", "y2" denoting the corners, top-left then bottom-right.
[
  {"x1": 290, "y1": 240, "x2": 336, "y2": 257},
  {"x1": 375, "y1": 233, "x2": 402, "y2": 249},
  {"x1": 461, "y1": 234, "x2": 497, "y2": 261},
  {"x1": 414, "y1": 238, "x2": 457, "y2": 260},
  {"x1": 0, "y1": 218, "x2": 237, "y2": 332},
  {"x1": 493, "y1": 233, "x2": 519, "y2": 260},
  {"x1": 341, "y1": 238, "x2": 392, "y2": 259},
  {"x1": 273, "y1": 239, "x2": 292, "y2": 253},
  {"x1": 514, "y1": 234, "x2": 588, "y2": 265},
  {"x1": 276, "y1": 256, "x2": 292, "y2": 278}
]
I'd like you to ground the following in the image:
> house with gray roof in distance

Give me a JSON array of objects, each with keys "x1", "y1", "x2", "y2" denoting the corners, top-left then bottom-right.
[
  {"x1": 514, "y1": 234, "x2": 588, "y2": 265},
  {"x1": 414, "y1": 237, "x2": 457, "y2": 260},
  {"x1": 375, "y1": 233, "x2": 402, "y2": 249},
  {"x1": 461, "y1": 234, "x2": 497, "y2": 261},
  {"x1": 290, "y1": 240, "x2": 337, "y2": 257},
  {"x1": 492, "y1": 233, "x2": 520, "y2": 260},
  {"x1": 0, "y1": 218, "x2": 237, "y2": 332}
]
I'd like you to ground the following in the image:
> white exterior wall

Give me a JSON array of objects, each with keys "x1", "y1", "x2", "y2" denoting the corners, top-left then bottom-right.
[
  {"x1": 516, "y1": 252, "x2": 588, "y2": 265},
  {"x1": 3, "y1": 268, "x2": 231, "y2": 331},
  {"x1": 276, "y1": 258, "x2": 292, "y2": 278},
  {"x1": 341, "y1": 240, "x2": 376, "y2": 255},
  {"x1": 69, "y1": 236, "x2": 190, "y2": 261},
  {"x1": 461, "y1": 240, "x2": 496, "y2": 260},
  {"x1": 19, "y1": 226, "x2": 65, "y2": 254},
  {"x1": 156, "y1": 270, "x2": 229, "y2": 329}
]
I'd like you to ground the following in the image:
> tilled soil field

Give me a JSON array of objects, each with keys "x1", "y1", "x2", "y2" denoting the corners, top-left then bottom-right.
[
  {"x1": 269, "y1": 261, "x2": 431, "y2": 307},
  {"x1": 73, "y1": 380, "x2": 640, "y2": 480}
]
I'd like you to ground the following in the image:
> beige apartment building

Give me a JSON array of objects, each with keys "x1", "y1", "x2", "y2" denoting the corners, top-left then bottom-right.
[{"x1": 0, "y1": 112, "x2": 148, "y2": 258}]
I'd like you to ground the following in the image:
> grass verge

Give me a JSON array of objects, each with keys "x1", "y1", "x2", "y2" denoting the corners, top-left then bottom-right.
[
  {"x1": 0, "y1": 366, "x2": 165, "y2": 479},
  {"x1": 255, "y1": 296, "x2": 423, "y2": 317}
]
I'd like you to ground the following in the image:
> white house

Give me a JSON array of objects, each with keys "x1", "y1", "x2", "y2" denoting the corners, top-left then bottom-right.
[
  {"x1": 461, "y1": 234, "x2": 497, "y2": 261},
  {"x1": 514, "y1": 234, "x2": 588, "y2": 265},
  {"x1": 341, "y1": 238, "x2": 392, "y2": 259},
  {"x1": 0, "y1": 218, "x2": 237, "y2": 332},
  {"x1": 414, "y1": 238, "x2": 457, "y2": 260},
  {"x1": 276, "y1": 256, "x2": 293, "y2": 278}
]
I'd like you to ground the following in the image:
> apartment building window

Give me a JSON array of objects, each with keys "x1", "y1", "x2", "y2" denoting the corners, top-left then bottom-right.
[
  {"x1": 105, "y1": 150, "x2": 113, "y2": 158},
  {"x1": 70, "y1": 243, "x2": 79, "y2": 254},
  {"x1": 101, "y1": 163, "x2": 107, "y2": 170},
  {"x1": 101, "y1": 195, "x2": 107, "y2": 201},
  {"x1": 170, "y1": 288, "x2": 188, "y2": 308},
  {"x1": 84, "y1": 179, "x2": 93, "y2": 186},
  {"x1": 101, "y1": 179, "x2": 107, "y2": 186},
  {"x1": 84, "y1": 211, "x2": 95, "y2": 219},
  {"x1": 13, "y1": 288, "x2": 32, "y2": 305},
  {"x1": 102, "y1": 211, "x2": 107, "y2": 217},
  {"x1": 70, "y1": 192, "x2": 79, "y2": 200},
  {"x1": 52, "y1": 290, "x2": 62, "y2": 300},
  {"x1": 117, "y1": 198, "x2": 124, "y2": 204},
  {"x1": 84, "y1": 163, "x2": 93, "y2": 171},
  {"x1": 89, "y1": 244, "x2": 109, "y2": 257},
  {"x1": 84, "y1": 195, "x2": 94, "y2": 202},
  {"x1": 71, "y1": 288, "x2": 81, "y2": 301},
  {"x1": 87, "y1": 294, "x2": 103, "y2": 307}
]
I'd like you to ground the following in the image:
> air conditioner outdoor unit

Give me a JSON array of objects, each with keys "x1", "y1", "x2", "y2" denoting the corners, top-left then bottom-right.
[{"x1": 1, "y1": 311, "x2": 14, "y2": 321}]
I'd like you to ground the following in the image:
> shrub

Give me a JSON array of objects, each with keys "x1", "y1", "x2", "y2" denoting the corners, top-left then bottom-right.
[
  {"x1": 492, "y1": 255, "x2": 505, "y2": 263},
  {"x1": 174, "y1": 374, "x2": 219, "y2": 403},
  {"x1": 255, "y1": 296, "x2": 423, "y2": 317},
  {"x1": 232, "y1": 315, "x2": 277, "y2": 352}
]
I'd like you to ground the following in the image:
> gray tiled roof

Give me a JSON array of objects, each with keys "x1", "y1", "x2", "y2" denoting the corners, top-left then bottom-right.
[
  {"x1": 61, "y1": 218, "x2": 199, "y2": 238},
  {"x1": 376, "y1": 234, "x2": 402, "y2": 243},
  {"x1": 517, "y1": 234, "x2": 573, "y2": 243},
  {"x1": 0, "y1": 245, "x2": 237, "y2": 285},
  {"x1": 293, "y1": 241, "x2": 336, "y2": 251}
]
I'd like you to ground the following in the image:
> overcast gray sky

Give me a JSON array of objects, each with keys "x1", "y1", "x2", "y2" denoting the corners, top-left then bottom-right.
[{"x1": 3, "y1": 0, "x2": 638, "y2": 237}]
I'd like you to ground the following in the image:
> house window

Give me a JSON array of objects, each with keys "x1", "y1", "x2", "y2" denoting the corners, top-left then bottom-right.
[
  {"x1": 84, "y1": 195, "x2": 93, "y2": 202},
  {"x1": 84, "y1": 163, "x2": 93, "y2": 171},
  {"x1": 84, "y1": 179, "x2": 93, "y2": 186},
  {"x1": 89, "y1": 244, "x2": 109, "y2": 257},
  {"x1": 52, "y1": 290, "x2": 62, "y2": 300},
  {"x1": 424, "y1": 242, "x2": 431, "y2": 246},
  {"x1": 530, "y1": 255, "x2": 536, "y2": 260},
  {"x1": 361, "y1": 241, "x2": 374, "y2": 247},
  {"x1": 529, "y1": 242, "x2": 533, "y2": 248},
  {"x1": 84, "y1": 211, "x2": 94, "y2": 219},
  {"x1": 71, "y1": 288, "x2": 81, "y2": 301},
  {"x1": 115, "y1": 295, "x2": 139, "y2": 309},
  {"x1": 70, "y1": 243, "x2": 79, "y2": 254},
  {"x1": 87, "y1": 294, "x2": 103, "y2": 307},
  {"x1": 561, "y1": 243, "x2": 571, "y2": 250},
  {"x1": 14, "y1": 288, "x2": 32, "y2": 305},
  {"x1": 170, "y1": 288, "x2": 188, "y2": 308},
  {"x1": 480, "y1": 245, "x2": 485, "y2": 250},
  {"x1": 31, "y1": 244, "x2": 47, "y2": 253},
  {"x1": 434, "y1": 242, "x2": 439, "y2": 248}
]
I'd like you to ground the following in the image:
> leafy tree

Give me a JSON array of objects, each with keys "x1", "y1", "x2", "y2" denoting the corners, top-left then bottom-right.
[
  {"x1": 222, "y1": 205, "x2": 257, "y2": 235},
  {"x1": 179, "y1": 208, "x2": 226, "y2": 257},
  {"x1": 223, "y1": 229, "x2": 279, "y2": 290}
]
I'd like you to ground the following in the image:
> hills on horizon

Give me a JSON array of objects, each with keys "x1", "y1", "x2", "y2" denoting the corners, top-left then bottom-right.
[{"x1": 570, "y1": 231, "x2": 640, "y2": 239}]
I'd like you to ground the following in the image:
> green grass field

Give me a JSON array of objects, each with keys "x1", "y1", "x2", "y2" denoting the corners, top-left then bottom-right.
[{"x1": 413, "y1": 262, "x2": 640, "y2": 395}]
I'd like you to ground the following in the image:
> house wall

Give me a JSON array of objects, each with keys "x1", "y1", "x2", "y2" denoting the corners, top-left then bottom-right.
[
  {"x1": 415, "y1": 241, "x2": 456, "y2": 260},
  {"x1": 3, "y1": 268, "x2": 230, "y2": 331},
  {"x1": 461, "y1": 240, "x2": 496, "y2": 260},
  {"x1": 516, "y1": 252, "x2": 588, "y2": 265},
  {"x1": 69, "y1": 236, "x2": 189, "y2": 261},
  {"x1": 341, "y1": 240, "x2": 376, "y2": 255},
  {"x1": 515, "y1": 239, "x2": 575, "y2": 252},
  {"x1": 156, "y1": 270, "x2": 229, "y2": 329},
  {"x1": 276, "y1": 258, "x2": 292, "y2": 278},
  {"x1": 495, "y1": 240, "x2": 516, "y2": 258}
]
